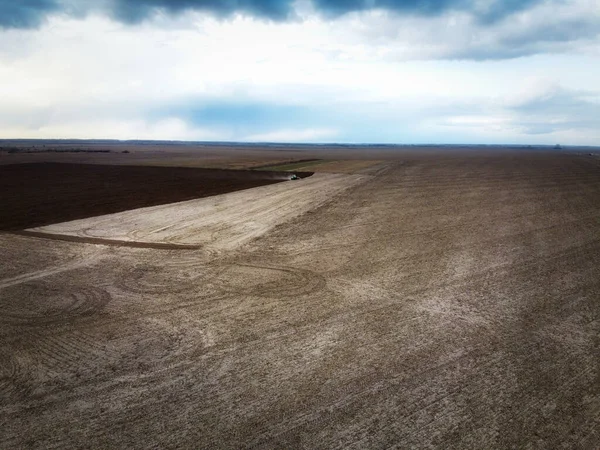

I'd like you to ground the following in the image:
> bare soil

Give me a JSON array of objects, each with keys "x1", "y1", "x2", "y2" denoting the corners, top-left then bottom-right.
[
  {"x1": 29, "y1": 172, "x2": 365, "y2": 250},
  {"x1": 0, "y1": 163, "x2": 310, "y2": 230},
  {"x1": 0, "y1": 150, "x2": 598, "y2": 449}
]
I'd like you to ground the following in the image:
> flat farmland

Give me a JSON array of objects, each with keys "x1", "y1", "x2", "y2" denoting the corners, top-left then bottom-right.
[
  {"x1": 0, "y1": 163, "x2": 312, "y2": 230},
  {"x1": 0, "y1": 150, "x2": 599, "y2": 448}
]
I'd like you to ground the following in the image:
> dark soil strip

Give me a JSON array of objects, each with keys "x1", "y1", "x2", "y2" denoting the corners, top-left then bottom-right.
[
  {"x1": 0, "y1": 163, "x2": 312, "y2": 230},
  {"x1": 10, "y1": 231, "x2": 202, "y2": 250}
]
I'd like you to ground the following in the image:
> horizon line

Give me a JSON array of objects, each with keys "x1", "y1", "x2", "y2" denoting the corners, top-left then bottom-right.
[{"x1": 1, "y1": 139, "x2": 599, "y2": 149}]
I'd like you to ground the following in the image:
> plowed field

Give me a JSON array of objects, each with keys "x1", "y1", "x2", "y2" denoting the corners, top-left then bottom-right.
[
  {"x1": 0, "y1": 151, "x2": 598, "y2": 449},
  {"x1": 0, "y1": 163, "x2": 309, "y2": 230}
]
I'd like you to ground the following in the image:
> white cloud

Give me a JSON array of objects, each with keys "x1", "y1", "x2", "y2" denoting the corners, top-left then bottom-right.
[
  {"x1": 243, "y1": 128, "x2": 338, "y2": 142},
  {"x1": 0, "y1": 2, "x2": 598, "y2": 144},
  {"x1": 331, "y1": 0, "x2": 600, "y2": 61},
  {"x1": 1, "y1": 117, "x2": 223, "y2": 141}
]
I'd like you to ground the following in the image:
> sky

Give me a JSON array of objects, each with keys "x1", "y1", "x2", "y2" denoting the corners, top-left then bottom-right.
[{"x1": 0, "y1": 0, "x2": 599, "y2": 145}]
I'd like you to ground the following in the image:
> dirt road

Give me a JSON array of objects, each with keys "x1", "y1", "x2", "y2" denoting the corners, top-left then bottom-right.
[{"x1": 0, "y1": 151, "x2": 598, "y2": 448}]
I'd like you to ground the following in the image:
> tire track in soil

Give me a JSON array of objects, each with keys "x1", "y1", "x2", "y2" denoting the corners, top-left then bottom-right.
[
  {"x1": 29, "y1": 333, "x2": 86, "y2": 372},
  {"x1": 575, "y1": 404, "x2": 600, "y2": 449},
  {"x1": 248, "y1": 334, "x2": 596, "y2": 449},
  {"x1": 0, "y1": 247, "x2": 105, "y2": 290},
  {"x1": 110, "y1": 263, "x2": 327, "y2": 330},
  {"x1": 48, "y1": 231, "x2": 596, "y2": 346},
  {"x1": 25, "y1": 330, "x2": 116, "y2": 373},
  {"x1": 219, "y1": 263, "x2": 326, "y2": 298},
  {"x1": 395, "y1": 365, "x2": 596, "y2": 449},
  {"x1": 0, "y1": 352, "x2": 32, "y2": 400},
  {"x1": 112, "y1": 262, "x2": 325, "y2": 313},
  {"x1": 396, "y1": 174, "x2": 600, "y2": 188},
  {"x1": 5, "y1": 327, "x2": 202, "y2": 410},
  {"x1": 114, "y1": 261, "x2": 224, "y2": 296},
  {"x1": 246, "y1": 348, "x2": 507, "y2": 448},
  {"x1": 299, "y1": 234, "x2": 600, "y2": 300},
  {"x1": 0, "y1": 284, "x2": 111, "y2": 326},
  {"x1": 327, "y1": 245, "x2": 600, "y2": 342},
  {"x1": 10, "y1": 288, "x2": 592, "y2": 443},
  {"x1": 285, "y1": 214, "x2": 600, "y2": 257},
  {"x1": 400, "y1": 241, "x2": 600, "y2": 303},
  {"x1": 47, "y1": 236, "x2": 597, "y2": 345},
  {"x1": 62, "y1": 313, "x2": 439, "y2": 448},
  {"x1": 8, "y1": 263, "x2": 346, "y2": 412},
  {"x1": 19, "y1": 330, "x2": 122, "y2": 390},
  {"x1": 0, "y1": 353, "x2": 19, "y2": 395},
  {"x1": 7, "y1": 276, "x2": 595, "y2": 422}
]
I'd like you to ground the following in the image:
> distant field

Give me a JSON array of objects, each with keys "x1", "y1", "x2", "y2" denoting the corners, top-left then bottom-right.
[
  {"x1": 307, "y1": 159, "x2": 385, "y2": 173},
  {"x1": 10, "y1": 140, "x2": 594, "y2": 171},
  {"x1": 253, "y1": 159, "x2": 325, "y2": 171},
  {"x1": 1, "y1": 147, "x2": 387, "y2": 174},
  {"x1": 0, "y1": 150, "x2": 310, "y2": 170},
  {"x1": 253, "y1": 159, "x2": 385, "y2": 173}
]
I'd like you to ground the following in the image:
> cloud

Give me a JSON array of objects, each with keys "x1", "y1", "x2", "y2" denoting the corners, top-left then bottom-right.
[
  {"x1": 435, "y1": 80, "x2": 600, "y2": 139},
  {"x1": 0, "y1": 5, "x2": 598, "y2": 144},
  {"x1": 0, "y1": 0, "x2": 548, "y2": 29},
  {"x1": 2, "y1": 0, "x2": 598, "y2": 62},
  {"x1": 0, "y1": 0, "x2": 61, "y2": 28},
  {"x1": 508, "y1": 84, "x2": 600, "y2": 135},
  {"x1": 106, "y1": 0, "x2": 291, "y2": 23},
  {"x1": 338, "y1": 1, "x2": 600, "y2": 61},
  {"x1": 242, "y1": 127, "x2": 338, "y2": 142},
  {"x1": 0, "y1": 116, "x2": 224, "y2": 140},
  {"x1": 311, "y1": 0, "x2": 542, "y2": 23}
]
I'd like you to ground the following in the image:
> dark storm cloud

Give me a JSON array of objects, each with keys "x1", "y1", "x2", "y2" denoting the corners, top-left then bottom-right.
[
  {"x1": 0, "y1": 0, "x2": 547, "y2": 28},
  {"x1": 109, "y1": 0, "x2": 290, "y2": 23},
  {"x1": 312, "y1": 0, "x2": 541, "y2": 22},
  {"x1": 102, "y1": 0, "x2": 548, "y2": 23},
  {"x1": 0, "y1": 0, "x2": 61, "y2": 28},
  {"x1": 450, "y1": 16, "x2": 600, "y2": 61}
]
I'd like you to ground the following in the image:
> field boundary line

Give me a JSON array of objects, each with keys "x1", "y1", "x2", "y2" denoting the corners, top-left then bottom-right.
[{"x1": 9, "y1": 231, "x2": 202, "y2": 250}]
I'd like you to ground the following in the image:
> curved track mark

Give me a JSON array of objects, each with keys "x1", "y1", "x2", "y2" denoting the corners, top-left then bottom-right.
[
  {"x1": 221, "y1": 263, "x2": 326, "y2": 297},
  {"x1": 115, "y1": 263, "x2": 221, "y2": 296},
  {"x1": 0, "y1": 286, "x2": 111, "y2": 326}
]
